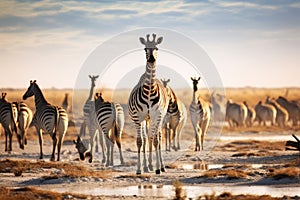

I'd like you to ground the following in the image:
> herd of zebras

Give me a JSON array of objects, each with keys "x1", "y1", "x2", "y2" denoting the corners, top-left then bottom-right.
[{"x1": 1, "y1": 33, "x2": 299, "y2": 175}]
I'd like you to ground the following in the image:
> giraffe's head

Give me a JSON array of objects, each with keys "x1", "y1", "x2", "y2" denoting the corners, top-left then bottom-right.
[
  {"x1": 89, "y1": 75, "x2": 99, "y2": 88},
  {"x1": 23, "y1": 80, "x2": 37, "y2": 100},
  {"x1": 140, "y1": 33, "x2": 163, "y2": 64},
  {"x1": 191, "y1": 77, "x2": 201, "y2": 92},
  {"x1": 161, "y1": 78, "x2": 170, "y2": 87}
]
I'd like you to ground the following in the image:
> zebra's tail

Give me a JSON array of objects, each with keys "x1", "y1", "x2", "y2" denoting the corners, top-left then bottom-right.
[
  {"x1": 10, "y1": 103, "x2": 18, "y2": 135},
  {"x1": 55, "y1": 106, "x2": 60, "y2": 134},
  {"x1": 112, "y1": 103, "x2": 119, "y2": 139}
]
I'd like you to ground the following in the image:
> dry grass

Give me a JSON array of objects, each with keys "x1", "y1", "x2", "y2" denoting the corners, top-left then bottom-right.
[
  {"x1": 203, "y1": 168, "x2": 250, "y2": 180},
  {"x1": 198, "y1": 192, "x2": 282, "y2": 200},
  {"x1": 0, "y1": 187, "x2": 91, "y2": 200},
  {"x1": 0, "y1": 158, "x2": 111, "y2": 178}
]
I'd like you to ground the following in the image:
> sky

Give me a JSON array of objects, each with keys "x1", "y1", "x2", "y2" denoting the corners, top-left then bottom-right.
[{"x1": 0, "y1": 0, "x2": 300, "y2": 89}]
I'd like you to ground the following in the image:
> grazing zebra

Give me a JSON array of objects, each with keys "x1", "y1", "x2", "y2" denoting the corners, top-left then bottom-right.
[
  {"x1": 225, "y1": 100, "x2": 247, "y2": 127},
  {"x1": 15, "y1": 102, "x2": 33, "y2": 150},
  {"x1": 61, "y1": 93, "x2": 69, "y2": 112},
  {"x1": 266, "y1": 97, "x2": 288, "y2": 127},
  {"x1": 23, "y1": 80, "x2": 68, "y2": 161},
  {"x1": 276, "y1": 96, "x2": 300, "y2": 126},
  {"x1": 161, "y1": 78, "x2": 187, "y2": 151},
  {"x1": 128, "y1": 34, "x2": 169, "y2": 174},
  {"x1": 0, "y1": 93, "x2": 17, "y2": 152},
  {"x1": 254, "y1": 101, "x2": 276, "y2": 126},
  {"x1": 189, "y1": 77, "x2": 211, "y2": 151},
  {"x1": 74, "y1": 92, "x2": 125, "y2": 166}
]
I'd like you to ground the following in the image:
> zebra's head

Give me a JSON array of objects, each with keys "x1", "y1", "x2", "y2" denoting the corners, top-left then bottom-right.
[
  {"x1": 89, "y1": 75, "x2": 99, "y2": 88},
  {"x1": 191, "y1": 77, "x2": 201, "y2": 92},
  {"x1": 0, "y1": 92, "x2": 7, "y2": 103},
  {"x1": 23, "y1": 80, "x2": 36, "y2": 100},
  {"x1": 161, "y1": 78, "x2": 170, "y2": 87},
  {"x1": 73, "y1": 136, "x2": 88, "y2": 161},
  {"x1": 140, "y1": 34, "x2": 163, "y2": 64}
]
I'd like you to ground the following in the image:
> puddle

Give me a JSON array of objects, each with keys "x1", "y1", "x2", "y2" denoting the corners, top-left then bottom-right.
[
  {"x1": 55, "y1": 184, "x2": 300, "y2": 198},
  {"x1": 177, "y1": 163, "x2": 263, "y2": 170}
]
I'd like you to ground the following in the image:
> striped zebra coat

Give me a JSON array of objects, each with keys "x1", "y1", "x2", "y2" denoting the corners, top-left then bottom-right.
[
  {"x1": 74, "y1": 93, "x2": 125, "y2": 166},
  {"x1": 161, "y1": 79, "x2": 187, "y2": 151},
  {"x1": 189, "y1": 77, "x2": 211, "y2": 151},
  {"x1": 15, "y1": 102, "x2": 33, "y2": 150},
  {"x1": 23, "y1": 80, "x2": 68, "y2": 161},
  {"x1": 0, "y1": 93, "x2": 17, "y2": 152},
  {"x1": 128, "y1": 34, "x2": 169, "y2": 175}
]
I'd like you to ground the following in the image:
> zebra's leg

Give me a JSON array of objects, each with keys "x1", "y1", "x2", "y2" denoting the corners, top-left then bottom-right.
[
  {"x1": 105, "y1": 136, "x2": 111, "y2": 166},
  {"x1": 110, "y1": 141, "x2": 114, "y2": 166},
  {"x1": 79, "y1": 121, "x2": 86, "y2": 137},
  {"x1": 6, "y1": 128, "x2": 13, "y2": 152},
  {"x1": 171, "y1": 128, "x2": 177, "y2": 151},
  {"x1": 192, "y1": 119, "x2": 200, "y2": 151},
  {"x1": 56, "y1": 131, "x2": 66, "y2": 161},
  {"x1": 5, "y1": 129, "x2": 8, "y2": 151},
  {"x1": 36, "y1": 127, "x2": 44, "y2": 159},
  {"x1": 158, "y1": 130, "x2": 165, "y2": 172},
  {"x1": 98, "y1": 130, "x2": 106, "y2": 164},
  {"x1": 88, "y1": 128, "x2": 97, "y2": 163},
  {"x1": 148, "y1": 136, "x2": 153, "y2": 171},
  {"x1": 50, "y1": 131, "x2": 58, "y2": 161},
  {"x1": 136, "y1": 122, "x2": 146, "y2": 174},
  {"x1": 142, "y1": 125, "x2": 149, "y2": 173},
  {"x1": 116, "y1": 134, "x2": 124, "y2": 165}
]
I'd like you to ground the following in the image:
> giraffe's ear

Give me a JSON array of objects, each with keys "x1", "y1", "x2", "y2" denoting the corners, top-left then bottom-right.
[
  {"x1": 139, "y1": 37, "x2": 146, "y2": 45},
  {"x1": 156, "y1": 37, "x2": 163, "y2": 45}
]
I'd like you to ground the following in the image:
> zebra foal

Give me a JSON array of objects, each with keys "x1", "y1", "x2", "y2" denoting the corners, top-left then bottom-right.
[
  {"x1": 189, "y1": 77, "x2": 211, "y2": 151},
  {"x1": 23, "y1": 80, "x2": 68, "y2": 161},
  {"x1": 161, "y1": 79, "x2": 187, "y2": 151}
]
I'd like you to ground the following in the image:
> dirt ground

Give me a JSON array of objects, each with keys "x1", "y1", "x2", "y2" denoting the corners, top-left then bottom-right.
[{"x1": 0, "y1": 122, "x2": 299, "y2": 199}]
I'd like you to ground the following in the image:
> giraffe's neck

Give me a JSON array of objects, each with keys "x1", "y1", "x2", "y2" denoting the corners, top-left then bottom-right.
[
  {"x1": 34, "y1": 85, "x2": 49, "y2": 109},
  {"x1": 144, "y1": 62, "x2": 156, "y2": 86}
]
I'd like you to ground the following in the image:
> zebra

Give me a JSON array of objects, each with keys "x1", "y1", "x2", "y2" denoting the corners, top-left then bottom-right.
[
  {"x1": 23, "y1": 80, "x2": 68, "y2": 161},
  {"x1": 254, "y1": 101, "x2": 276, "y2": 126},
  {"x1": 78, "y1": 75, "x2": 106, "y2": 163},
  {"x1": 161, "y1": 78, "x2": 187, "y2": 151},
  {"x1": 128, "y1": 34, "x2": 169, "y2": 175},
  {"x1": 243, "y1": 101, "x2": 256, "y2": 127},
  {"x1": 15, "y1": 102, "x2": 33, "y2": 150},
  {"x1": 226, "y1": 100, "x2": 248, "y2": 127},
  {"x1": 189, "y1": 77, "x2": 211, "y2": 151},
  {"x1": 0, "y1": 93, "x2": 17, "y2": 152},
  {"x1": 74, "y1": 92, "x2": 125, "y2": 166}
]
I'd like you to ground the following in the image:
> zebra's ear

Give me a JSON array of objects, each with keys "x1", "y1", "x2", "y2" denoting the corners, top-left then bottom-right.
[
  {"x1": 167, "y1": 79, "x2": 170, "y2": 83},
  {"x1": 197, "y1": 77, "x2": 201, "y2": 81},
  {"x1": 73, "y1": 139, "x2": 77, "y2": 144},
  {"x1": 139, "y1": 37, "x2": 146, "y2": 45},
  {"x1": 95, "y1": 75, "x2": 99, "y2": 78},
  {"x1": 33, "y1": 80, "x2": 37, "y2": 83},
  {"x1": 156, "y1": 37, "x2": 163, "y2": 45},
  {"x1": 30, "y1": 80, "x2": 33, "y2": 84},
  {"x1": 190, "y1": 77, "x2": 194, "y2": 81},
  {"x1": 89, "y1": 75, "x2": 92, "y2": 79}
]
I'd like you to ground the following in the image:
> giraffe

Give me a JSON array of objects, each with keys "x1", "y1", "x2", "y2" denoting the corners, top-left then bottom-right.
[{"x1": 128, "y1": 34, "x2": 169, "y2": 174}]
